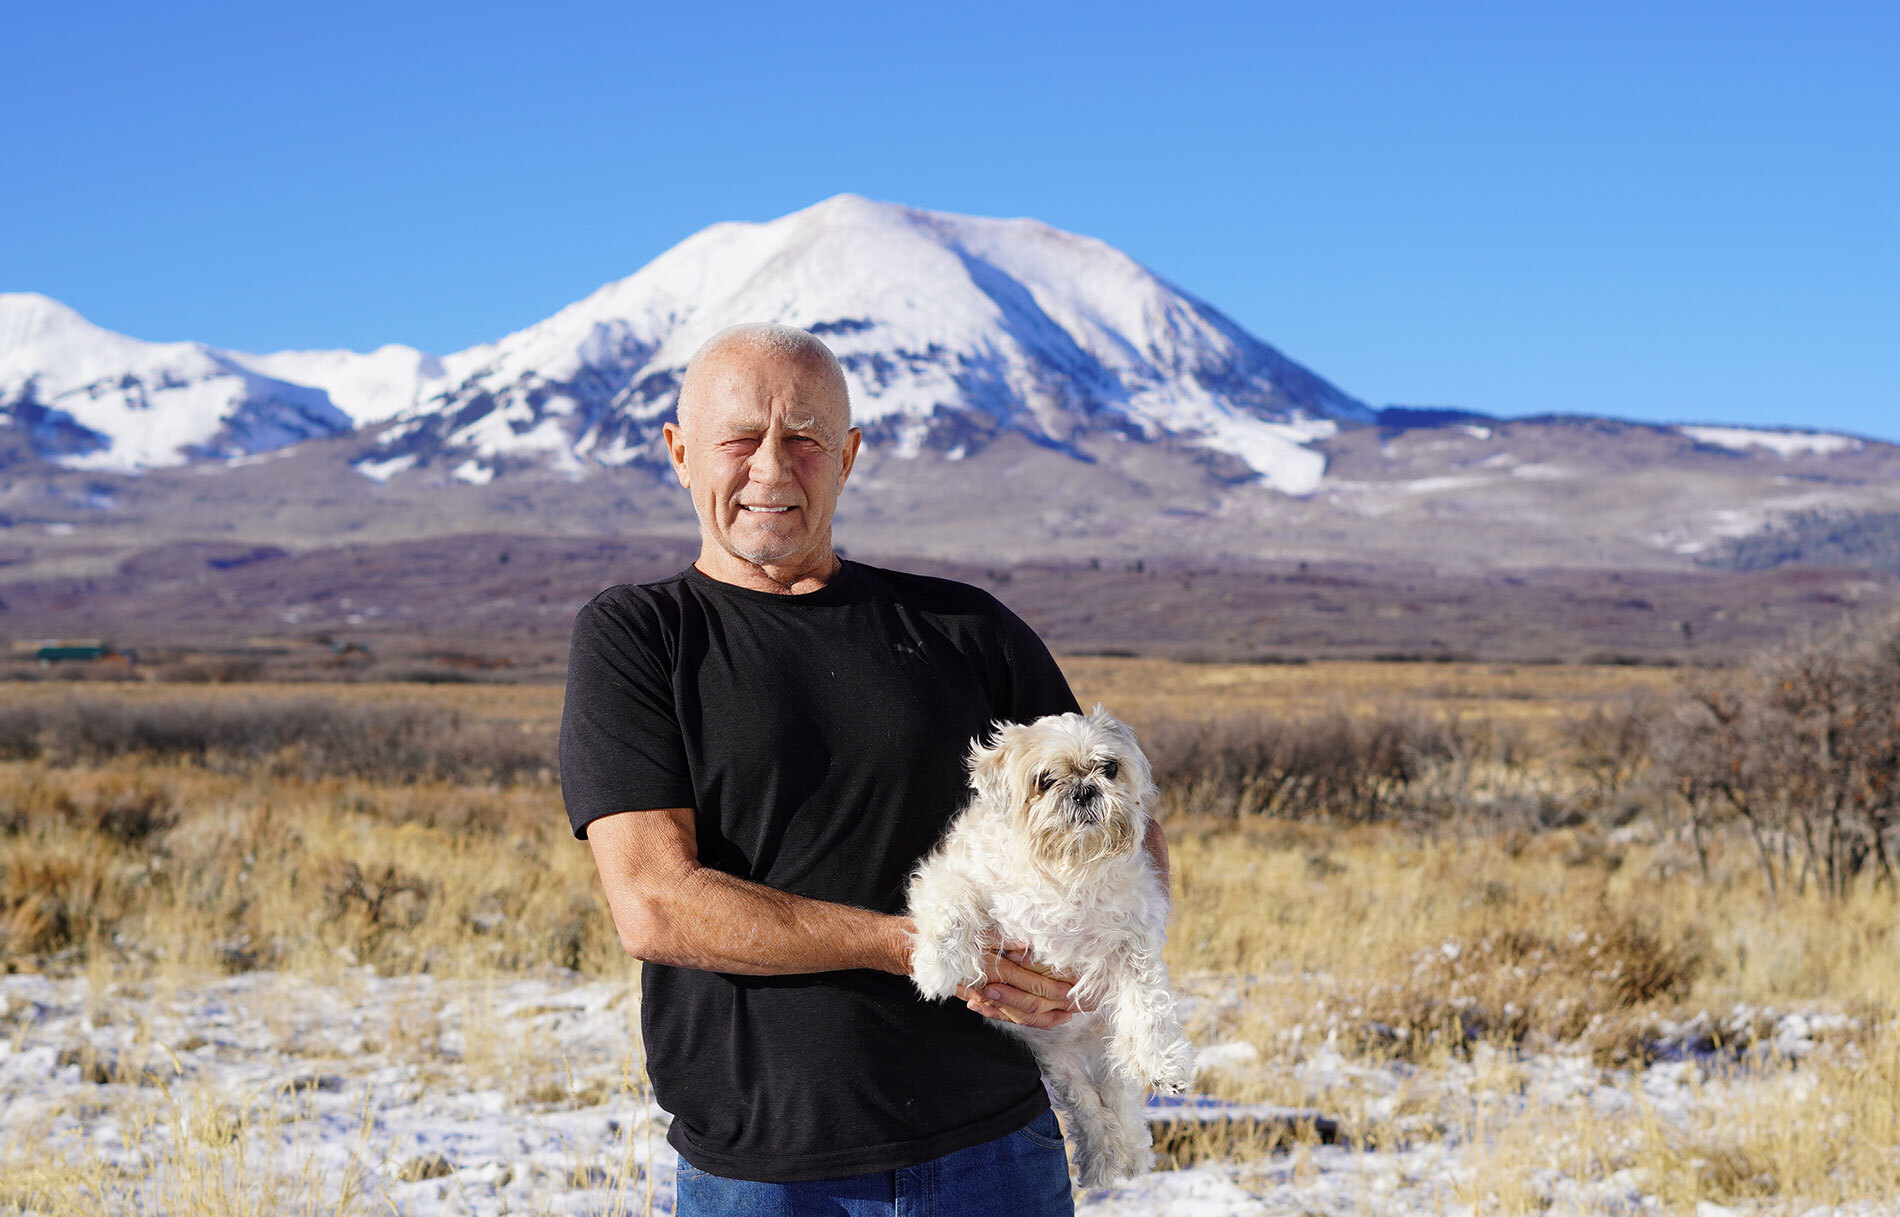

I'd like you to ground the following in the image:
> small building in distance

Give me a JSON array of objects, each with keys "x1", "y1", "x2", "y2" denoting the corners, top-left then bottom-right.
[{"x1": 12, "y1": 639, "x2": 138, "y2": 667}]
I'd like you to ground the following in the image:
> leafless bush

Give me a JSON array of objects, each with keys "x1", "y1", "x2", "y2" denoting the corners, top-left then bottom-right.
[
  {"x1": 0, "y1": 695, "x2": 553, "y2": 786},
  {"x1": 1563, "y1": 691, "x2": 1659, "y2": 820},
  {"x1": 1654, "y1": 612, "x2": 1900, "y2": 898},
  {"x1": 1138, "y1": 707, "x2": 1473, "y2": 822}
]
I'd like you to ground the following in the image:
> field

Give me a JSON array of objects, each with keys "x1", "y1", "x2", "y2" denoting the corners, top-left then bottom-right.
[{"x1": 1, "y1": 660, "x2": 1896, "y2": 1215}]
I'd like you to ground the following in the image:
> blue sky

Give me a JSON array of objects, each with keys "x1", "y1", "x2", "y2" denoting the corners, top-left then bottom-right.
[{"x1": 4, "y1": 0, "x2": 1895, "y2": 439}]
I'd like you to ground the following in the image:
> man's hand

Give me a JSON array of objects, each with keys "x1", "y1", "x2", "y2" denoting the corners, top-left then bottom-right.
[
  {"x1": 956, "y1": 943, "x2": 1083, "y2": 1030},
  {"x1": 960, "y1": 817, "x2": 1169, "y2": 1030}
]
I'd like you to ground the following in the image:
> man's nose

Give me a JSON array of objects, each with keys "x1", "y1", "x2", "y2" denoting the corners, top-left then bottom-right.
[{"x1": 749, "y1": 435, "x2": 791, "y2": 483}]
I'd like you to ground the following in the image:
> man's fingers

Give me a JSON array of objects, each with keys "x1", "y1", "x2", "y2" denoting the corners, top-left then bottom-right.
[
  {"x1": 992, "y1": 954, "x2": 1073, "y2": 1004},
  {"x1": 955, "y1": 984, "x2": 1073, "y2": 1029},
  {"x1": 963, "y1": 993, "x2": 1072, "y2": 1030}
]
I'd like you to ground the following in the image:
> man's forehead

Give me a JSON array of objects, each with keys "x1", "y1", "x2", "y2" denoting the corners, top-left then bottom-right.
[{"x1": 693, "y1": 350, "x2": 850, "y2": 435}]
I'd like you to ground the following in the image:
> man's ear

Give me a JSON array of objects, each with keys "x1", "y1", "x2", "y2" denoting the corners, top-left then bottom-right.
[
  {"x1": 662, "y1": 421, "x2": 691, "y2": 488},
  {"x1": 837, "y1": 426, "x2": 861, "y2": 490},
  {"x1": 967, "y1": 721, "x2": 1023, "y2": 808}
]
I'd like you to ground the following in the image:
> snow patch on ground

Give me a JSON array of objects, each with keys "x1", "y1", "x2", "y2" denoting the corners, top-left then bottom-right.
[{"x1": 1, "y1": 972, "x2": 1883, "y2": 1216}]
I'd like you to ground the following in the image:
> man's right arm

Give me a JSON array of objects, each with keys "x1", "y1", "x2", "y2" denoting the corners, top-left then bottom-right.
[
  {"x1": 585, "y1": 805, "x2": 913, "y2": 976},
  {"x1": 585, "y1": 806, "x2": 1076, "y2": 1029}
]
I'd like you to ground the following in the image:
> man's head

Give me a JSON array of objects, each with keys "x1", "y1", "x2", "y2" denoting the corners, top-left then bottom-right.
[{"x1": 664, "y1": 324, "x2": 861, "y2": 590}]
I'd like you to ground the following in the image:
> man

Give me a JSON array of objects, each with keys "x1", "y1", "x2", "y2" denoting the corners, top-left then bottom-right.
[{"x1": 560, "y1": 323, "x2": 1167, "y2": 1215}]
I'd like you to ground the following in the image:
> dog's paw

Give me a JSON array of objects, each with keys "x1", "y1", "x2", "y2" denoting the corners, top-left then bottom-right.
[
  {"x1": 1074, "y1": 1154, "x2": 1118, "y2": 1190},
  {"x1": 1114, "y1": 1030, "x2": 1196, "y2": 1095},
  {"x1": 910, "y1": 938, "x2": 987, "y2": 1001},
  {"x1": 1077, "y1": 1126, "x2": 1149, "y2": 1188},
  {"x1": 909, "y1": 946, "x2": 960, "y2": 1000},
  {"x1": 1113, "y1": 1128, "x2": 1154, "y2": 1180},
  {"x1": 1150, "y1": 1040, "x2": 1195, "y2": 1095}
]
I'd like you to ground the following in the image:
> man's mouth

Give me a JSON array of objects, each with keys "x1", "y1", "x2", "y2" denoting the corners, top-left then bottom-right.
[{"x1": 741, "y1": 505, "x2": 795, "y2": 514}]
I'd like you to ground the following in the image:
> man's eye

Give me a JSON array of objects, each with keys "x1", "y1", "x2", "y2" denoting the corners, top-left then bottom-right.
[
  {"x1": 1101, "y1": 759, "x2": 1119, "y2": 781},
  {"x1": 1035, "y1": 772, "x2": 1056, "y2": 794}
]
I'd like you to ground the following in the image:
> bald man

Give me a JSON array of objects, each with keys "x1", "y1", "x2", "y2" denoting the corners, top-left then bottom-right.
[{"x1": 560, "y1": 325, "x2": 1166, "y2": 1215}]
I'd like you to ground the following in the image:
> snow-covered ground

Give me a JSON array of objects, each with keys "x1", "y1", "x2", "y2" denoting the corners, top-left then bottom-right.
[{"x1": 0, "y1": 971, "x2": 1888, "y2": 1216}]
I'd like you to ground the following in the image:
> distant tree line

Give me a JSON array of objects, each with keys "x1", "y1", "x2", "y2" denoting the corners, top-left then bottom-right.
[{"x1": 1714, "y1": 509, "x2": 1900, "y2": 575}]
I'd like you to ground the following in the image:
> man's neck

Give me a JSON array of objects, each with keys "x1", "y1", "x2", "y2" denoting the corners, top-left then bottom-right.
[{"x1": 694, "y1": 543, "x2": 843, "y2": 595}]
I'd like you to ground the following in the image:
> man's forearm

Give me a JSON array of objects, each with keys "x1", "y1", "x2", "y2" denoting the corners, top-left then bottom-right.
[
  {"x1": 635, "y1": 863, "x2": 912, "y2": 976},
  {"x1": 586, "y1": 806, "x2": 912, "y2": 977}
]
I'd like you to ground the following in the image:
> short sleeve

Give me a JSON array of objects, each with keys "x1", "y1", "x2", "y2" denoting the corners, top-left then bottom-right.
[
  {"x1": 992, "y1": 598, "x2": 1081, "y2": 724},
  {"x1": 558, "y1": 593, "x2": 695, "y2": 838}
]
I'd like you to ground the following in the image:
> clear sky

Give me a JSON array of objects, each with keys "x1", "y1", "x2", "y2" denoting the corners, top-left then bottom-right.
[{"x1": 4, "y1": 0, "x2": 1895, "y2": 439}]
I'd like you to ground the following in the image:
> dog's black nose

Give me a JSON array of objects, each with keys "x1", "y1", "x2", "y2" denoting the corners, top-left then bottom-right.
[{"x1": 1075, "y1": 783, "x2": 1099, "y2": 805}]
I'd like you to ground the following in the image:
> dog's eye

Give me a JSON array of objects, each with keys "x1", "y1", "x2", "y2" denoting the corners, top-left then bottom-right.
[
  {"x1": 1101, "y1": 759, "x2": 1119, "y2": 781},
  {"x1": 1035, "y1": 771, "x2": 1056, "y2": 795}
]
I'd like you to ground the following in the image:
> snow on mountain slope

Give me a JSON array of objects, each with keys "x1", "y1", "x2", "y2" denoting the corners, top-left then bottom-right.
[
  {"x1": 231, "y1": 344, "x2": 450, "y2": 427},
  {"x1": 0, "y1": 293, "x2": 351, "y2": 470},
  {"x1": 370, "y1": 195, "x2": 1371, "y2": 493},
  {"x1": 1677, "y1": 425, "x2": 1863, "y2": 458}
]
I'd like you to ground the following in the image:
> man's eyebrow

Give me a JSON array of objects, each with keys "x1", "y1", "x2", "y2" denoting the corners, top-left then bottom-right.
[{"x1": 716, "y1": 415, "x2": 840, "y2": 442}]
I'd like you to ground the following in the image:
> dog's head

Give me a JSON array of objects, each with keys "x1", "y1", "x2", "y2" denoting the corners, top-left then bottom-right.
[{"x1": 968, "y1": 704, "x2": 1155, "y2": 872}]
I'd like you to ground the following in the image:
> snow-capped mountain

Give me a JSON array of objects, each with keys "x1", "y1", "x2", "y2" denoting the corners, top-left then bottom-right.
[
  {"x1": 15, "y1": 195, "x2": 1882, "y2": 513},
  {"x1": 363, "y1": 194, "x2": 1374, "y2": 494},
  {"x1": 228, "y1": 343, "x2": 453, "y2": 428},
  {"x1": 0, "y1": 293, "x2": 351, "y2": 470}
]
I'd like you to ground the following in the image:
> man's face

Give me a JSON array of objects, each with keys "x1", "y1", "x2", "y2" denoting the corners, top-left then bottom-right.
[{"x1": 663, "y1": 345, "x2": 860, "y2": 576}]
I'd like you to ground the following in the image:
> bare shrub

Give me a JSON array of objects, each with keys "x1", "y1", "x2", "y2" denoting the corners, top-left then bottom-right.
[
  {"x1": 318, "y1": 860, "x2": 435, "y2": 933},
  {"x1": 1139, "y1": 707, "x2": 1470, "y2": 822},
  {"x1": 0, "y1": 704, "x2": 46, "y2": 760},
  {"x1": 68, "y1": 776, "x2": 179, "y2": 845},
  {"x1": 1654, "y1": 611, "x2": 1900, "y2": 898},
  {"x1": 1564, "y1": 691, "x2": 1658, "y2": 820},
  {"x1": 0, "y1": 695, "x2": 553, "y2": 786}
]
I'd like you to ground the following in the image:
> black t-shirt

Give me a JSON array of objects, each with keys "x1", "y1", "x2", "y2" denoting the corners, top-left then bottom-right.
[{"x1": 559, "y1": 560, "x2": 1080, "y2": 1182}]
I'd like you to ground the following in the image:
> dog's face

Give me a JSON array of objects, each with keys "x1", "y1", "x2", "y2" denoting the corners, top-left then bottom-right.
[{"x1": 968, "y1": 705, "x2": 1155, "y2": 871}]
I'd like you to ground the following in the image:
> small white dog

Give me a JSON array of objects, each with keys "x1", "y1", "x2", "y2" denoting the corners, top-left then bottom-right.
[{"x1": 908, "y1": 706, "x2": 1194, "y2": 1188}]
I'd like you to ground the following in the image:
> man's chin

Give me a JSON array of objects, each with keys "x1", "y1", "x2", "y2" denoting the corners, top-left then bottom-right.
[{"x1": 720, "y1": 534, "x2": 819, "y2": 569}]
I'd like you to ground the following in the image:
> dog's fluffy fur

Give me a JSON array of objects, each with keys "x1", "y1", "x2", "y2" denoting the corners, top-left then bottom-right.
[{"x1": 907, "y1": 706, "x2": 1194, "y2": 1188}]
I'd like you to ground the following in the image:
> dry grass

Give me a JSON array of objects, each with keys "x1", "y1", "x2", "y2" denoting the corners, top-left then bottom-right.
[
  {"x1": 0, "y1": 762, "x2": 619, "y2": 980},
  {"x1": 1065, "y1": 656, "x2": 1674, "y2": 741},
  {"x1": 1, "y1": 661, "x2": 1895, "y2": 1213},
  {"x1": 1165, "y1": 815, "x2": 1900, "y2": 1210}
]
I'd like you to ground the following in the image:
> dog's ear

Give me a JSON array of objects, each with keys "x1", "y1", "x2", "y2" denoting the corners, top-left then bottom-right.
[{"x1": 968, "y1": 721, "x2": 1026, "y2": 807}]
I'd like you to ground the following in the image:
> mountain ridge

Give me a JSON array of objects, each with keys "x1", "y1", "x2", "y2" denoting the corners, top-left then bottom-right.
[{"x1": 5, "y1": 198, "x2": 1897, "y2": 586}]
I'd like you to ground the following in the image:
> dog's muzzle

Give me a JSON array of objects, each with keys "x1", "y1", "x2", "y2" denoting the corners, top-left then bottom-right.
[{"x1": 1068, "y1": 783, "x2": 1102, "y2": 825}]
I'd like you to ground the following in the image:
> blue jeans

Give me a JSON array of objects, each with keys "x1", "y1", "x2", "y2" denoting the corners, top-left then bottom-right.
[{"x1": 674, "y1": 1107, "x2": 1074, "y2": 1216}]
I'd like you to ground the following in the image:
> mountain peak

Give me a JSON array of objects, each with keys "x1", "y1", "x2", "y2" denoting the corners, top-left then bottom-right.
[
  {"x1": 0, "y1": 294, "x2": 351, "y2": 471},
  {"x1": 0, "y1": 292, "x2": 106, "y2": 351},
  {"x1": 357, "y1": 198, "x2": 1371, "y2": 493}
]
